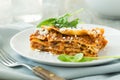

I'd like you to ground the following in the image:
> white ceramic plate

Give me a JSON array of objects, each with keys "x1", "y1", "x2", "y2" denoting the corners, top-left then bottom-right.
[{"x1": 10, "y1": 24, "x2": 120, "y2": 67}]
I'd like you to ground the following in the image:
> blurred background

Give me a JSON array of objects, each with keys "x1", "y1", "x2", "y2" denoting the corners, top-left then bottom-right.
[{"x1": 0, "y1": 0, "x2": 120, "y2": 29}]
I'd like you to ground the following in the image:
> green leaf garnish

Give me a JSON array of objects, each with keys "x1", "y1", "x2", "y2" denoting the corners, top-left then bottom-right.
[
  {"x1": 58, "y1": 53, "x2": 120, "y2": 62},
  {"x1": 72, "y1": 53, "x2": 84, "y2": 62},
  {"x1": 80, "y1": 57, "x2": 97, "y2": 62},
  {"x1": 58, "y1": 53, "x2": 84, "y2": 62},
  {"x1": 37, "y1": 8, "x2": 84, "y2": 28},
  {"x1": 37, "y1": 18, "x2": 56, "y2": 27},
  {"x1": 54, "y1": 13, "x2": 71, "y2": 28},
  {"x1": 57, "y1": 54, "x2": 74, "y2": 62}
]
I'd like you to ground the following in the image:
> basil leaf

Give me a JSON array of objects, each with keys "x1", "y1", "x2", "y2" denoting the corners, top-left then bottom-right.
[
  {"x1": 80, "y1": 57, "x2": 97, "y2": 62},
  {"x1": 57, "y1": 14, "x2": 71, "y2": 23},
  {"x1": 37, "y1": 18, "x2": 56, "y2": 28},
  {"x1": 36, "y1": 9, "x2": 84, "y2": 28},
  {"x1": 57, "y1": 54, "x2": 67, "y2": 62},
  {"x1": 58, "y1": 54, "x2": 73, "y2": 62},
  {"x1": 58, "y1": 53, "x2": 120, "y2": 62},
  {"x1": 55, "y1": 14, "x2": 71, "y2": 28},
  {"x1": 68, "y1": 18, "x2": 79, "y2": 28},
  {"x1": 58, "y1": 53, "x2": 84, "y2": 62},
  {"x1": 72, "y1": 53, "x2": 83, "y2": 62}
]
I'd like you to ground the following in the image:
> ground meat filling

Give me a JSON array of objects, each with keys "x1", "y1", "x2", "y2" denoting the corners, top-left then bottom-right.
[{"x1": 30, "y1": 26, "x2": 107, "y2": 57}]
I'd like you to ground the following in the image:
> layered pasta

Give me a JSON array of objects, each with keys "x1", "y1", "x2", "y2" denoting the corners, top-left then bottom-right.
[{"x1": 30, "y1": 26, "x2": 107, "y2": 57}]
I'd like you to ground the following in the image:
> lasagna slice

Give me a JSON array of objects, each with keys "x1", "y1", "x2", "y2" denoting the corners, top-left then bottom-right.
[{"x1": 30, "y1": 26, "x2": 107, "y2": 57}]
